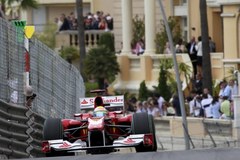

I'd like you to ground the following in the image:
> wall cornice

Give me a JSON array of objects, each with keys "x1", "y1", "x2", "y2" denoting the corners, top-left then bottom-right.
[{"x1": 207, "y1": 0, "x2": 240, "y2": 7}]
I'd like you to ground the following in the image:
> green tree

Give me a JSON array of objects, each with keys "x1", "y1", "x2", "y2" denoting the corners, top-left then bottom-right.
[
  {"x1": 0, "y1": 0, "x2": 38, "y2": 17},
  {"x1": 98, "y1": 32, "x2": 115, "y2": 52},
  {"x1": 132, "y1": 15, "x2": 145, "y2": 47},
  {"x1": 60, "y1": 46, "x2": 79, "y2": 64},
  {"x1": 84, "y1": 46, "x2": 120, "y2": 89},
  {"x1": 138, "y1": 80, "x2": 149, "y2": 101},
  {"x1": 85, "y1": 82, "x2": 98, "y2": 97},
  {"x1": 153, "y1": 58, "x2": 174, "y2": 101},
  {"x1": 200, "y1": 0, "x2": 213, "y2": 94},
  {"x1": 35, "y1": 23, "x2": 57, "y2": 49},
  {"x1": 155, "y1": 17, "x2": 182, "y2": 54}
]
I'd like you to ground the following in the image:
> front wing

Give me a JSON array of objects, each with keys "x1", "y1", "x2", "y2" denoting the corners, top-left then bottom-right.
[{"x1": 44, "y1": 134, "x2": 145, "y2": 152}]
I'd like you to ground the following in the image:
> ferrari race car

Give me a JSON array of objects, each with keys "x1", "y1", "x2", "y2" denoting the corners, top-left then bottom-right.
[{"x1": 42, "y1": 90, "x2": 157, "y2": 156}]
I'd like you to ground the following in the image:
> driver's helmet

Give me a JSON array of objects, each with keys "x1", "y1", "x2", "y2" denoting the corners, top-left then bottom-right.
[{"x1": 93, "y1": 106, "x2": 108, "y2": 117}]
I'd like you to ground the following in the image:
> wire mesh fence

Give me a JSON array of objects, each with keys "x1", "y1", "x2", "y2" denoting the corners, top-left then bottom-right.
[{"x1": 0, "y1": 18, "x2": 85, "y2": 119}]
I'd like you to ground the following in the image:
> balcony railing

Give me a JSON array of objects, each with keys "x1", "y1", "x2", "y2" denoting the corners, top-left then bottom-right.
[{"x1": 55, "y1": 30, "x2": 113, "y2": 51}]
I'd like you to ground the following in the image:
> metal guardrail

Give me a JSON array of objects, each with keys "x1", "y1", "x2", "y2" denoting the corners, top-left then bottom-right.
[{"x1": 0, "y1": 100, "x2": 45, "y2": 159}]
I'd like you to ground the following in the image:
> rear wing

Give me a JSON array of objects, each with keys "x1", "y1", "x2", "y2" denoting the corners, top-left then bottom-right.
[{"x1": 79, "y1": 95, "x2": 124, "y2": 111}]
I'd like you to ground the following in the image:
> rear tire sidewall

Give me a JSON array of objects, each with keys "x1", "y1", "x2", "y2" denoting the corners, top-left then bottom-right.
[{"x1": 131, "y1": 112, "x2": 157, "y2": 152}]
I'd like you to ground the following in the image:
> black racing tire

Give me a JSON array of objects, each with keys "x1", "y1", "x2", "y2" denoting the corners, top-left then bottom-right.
[
  {"x1": 131, "y1": 112, "x2": 157, "y2": 152},
  {"x1": 43, "y1": 118, "x2": 63, "y2": 140},
  {"x1": 43, "y1": 118, "x2": 73, "y2": 157}
]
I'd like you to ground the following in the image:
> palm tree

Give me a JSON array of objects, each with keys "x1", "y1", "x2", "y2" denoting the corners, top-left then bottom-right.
[
  {"x1": 199, "y1": 0, "x2": 213, "y2": 94},
  {"x1": 84, "y1": 46, "x2": 120, "y2": 89},
  {"x1": 60, "y1": 46, "x2": 79, "y2": 64},
  {"x1": 0, "y1": 0, "x2": 38, "y2": 17},
  {"x1": 178, "y1": 62, "x2": 192, "y2": 94}
]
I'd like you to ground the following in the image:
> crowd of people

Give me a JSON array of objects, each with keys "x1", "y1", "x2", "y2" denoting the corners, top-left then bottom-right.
[
  {"x1": 54, "y1": 11, "x2": 113, "y2": 32},
  {"x1": 131, "y1": 36, "x2": 216, "y2": 60},
  {"x1": 164, "y1": 36, "x2": 216, "y2": 76},
  {"x1": 125, "y1": 74, "x2": 237, "y2": 120}
]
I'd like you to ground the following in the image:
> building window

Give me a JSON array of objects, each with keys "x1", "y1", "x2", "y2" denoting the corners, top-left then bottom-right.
[{"x1": 182, "y1": 16, "x2": 188, "y2": 41}]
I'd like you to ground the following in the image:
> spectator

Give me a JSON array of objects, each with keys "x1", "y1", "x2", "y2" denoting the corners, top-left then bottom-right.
[
  {"x1": 54, "y1": 17, "x2": 63, "y2": 32},
  {"x1": 105, "y1": 13, "x2": 113, "y2": 30},
  {"x1": 219, "y1": 80, "x2": 232, "y2": 101},
  {"x1": 201, "y1": 93, "x2": 213, "y2": 118},
  {"x1": 209, "y1": 37, "x2": 216, "y2": 52},
  {"x1": 142, "y1": 101, "x2": 149, "y2": 113},
  {"x1": 92, "y1": 15, "x2": 99, "y2": 29},
  {"x1": 24, "y1": 85, "x2": 37, "y2": 108},
  {"x1": 147, "y1": 98, "x2": 160, "y2": 117},
  {"x1": 186, "y1": 36, "x2": 197, "y2": 76},
  {"x1": 220, "y1": 96, "x2": 231, "y2": 120},
  {"x1": 164, "y1": 42, "x2": 171, "y2": 54},
  {"x1": 172, "y1": 94, "x2": 181, "y2": 116},
  {"x1": 175, "y1": 38, "x2": 186, "y2": 53},
  {"x1": 98, "y1": 18, "x2": 108, "y2": 30},
  {"x1": 68, "y1": 12, "x2": 78, "y2": 45},
  {"x1": 189, "y1": 93, "x2": 202, "y2": 117},
  {"x1": 59, "y1": 13, "x2": 70, "y2": 31},
  {"x1": 228, "y1": 79, "x2": 238, "y2": 99},
  {"x1": 203, "y1": 87, "x2": 212, "y2": 98},
  {"x1": 136, "y1": 101, "x2": 147, "y2": 113},
  {"x1": 210, "y1": 96, "x2": 221, "y2": 119},
  {"x1": 195, "y1": 36, "x2": 202, "y2": 74},
  {"x1": 165, "y1": 102, "x2": 176, "y2": 116},
  {"x1": 84, "y1": 13, "x2": 93, "y2": 30},
  {"x1": 192, "y1": 73, "x2": 203, "y2": 95},
  {"x1": 69, "y1": 12, "x2": 78, "y2": 30},
  {"x1": 157, "y1": 94, "x2": 165, "y2": 116},
  {"x1": 132, "y1": 39, "x2": 145, "y2": 55}
]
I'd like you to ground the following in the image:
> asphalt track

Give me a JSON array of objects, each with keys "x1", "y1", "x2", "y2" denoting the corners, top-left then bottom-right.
[{"x1": 11, "y1": 148, "x2": 240, "y2": 160}]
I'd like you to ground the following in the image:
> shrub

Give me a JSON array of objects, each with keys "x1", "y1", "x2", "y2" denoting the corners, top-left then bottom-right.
[{"x1": 138, "y1": 80, "x2": 149, "y2": 101}]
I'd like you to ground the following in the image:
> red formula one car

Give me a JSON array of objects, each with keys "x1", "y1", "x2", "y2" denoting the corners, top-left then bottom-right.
[{"x1": 42, "y1": 90, "x2": 157, "y2": 156}]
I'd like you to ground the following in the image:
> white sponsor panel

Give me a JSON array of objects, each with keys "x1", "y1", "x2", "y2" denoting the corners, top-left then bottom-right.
[{"x1": 79, "y1": 95, "x2": 124, "y2": 109}]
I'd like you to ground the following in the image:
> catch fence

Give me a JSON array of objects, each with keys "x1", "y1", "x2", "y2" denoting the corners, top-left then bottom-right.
[{"x1": 0, "y1": 17, "x2": 85, "y2": 119}]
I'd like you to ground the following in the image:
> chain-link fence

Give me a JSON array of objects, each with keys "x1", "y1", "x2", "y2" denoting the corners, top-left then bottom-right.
[{"x1": 0, "y1": 18, "x2": 85, "y2": 119}]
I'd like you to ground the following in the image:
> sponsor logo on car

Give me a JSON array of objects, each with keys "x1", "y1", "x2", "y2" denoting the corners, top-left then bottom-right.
[
  {"x1": 123, "y1": 138, "x2": 136, "y2": 144},
  {"x1": 59, "y1": 142, "x2": 71, "y2": 148}
]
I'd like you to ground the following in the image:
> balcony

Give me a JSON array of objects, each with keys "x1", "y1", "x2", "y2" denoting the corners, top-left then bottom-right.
[{"x1": 55, "y1": 30, "x2": 113, "y2": 51}]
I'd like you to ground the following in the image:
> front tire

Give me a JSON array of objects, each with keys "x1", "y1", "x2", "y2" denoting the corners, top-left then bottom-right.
[
  {"x1": 131, "y1": 112, "x2": 157, "y2": 152},
  {"x1": 43, "y1": 118, "x2": 63, "y2": 140},
  {"x1": 43, "y1": 118, "x2": 74, "y2": 157}
]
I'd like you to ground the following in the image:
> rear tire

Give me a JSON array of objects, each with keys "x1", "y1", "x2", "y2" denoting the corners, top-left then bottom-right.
[
  {"x1": 131, "y1": 112, "x2": 157, "y2": 152},
  {"x1": 43, "y1": 118, "x2": 74, "y2": 157}
]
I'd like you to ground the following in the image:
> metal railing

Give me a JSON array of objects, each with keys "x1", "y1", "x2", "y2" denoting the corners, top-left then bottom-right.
[{"x1": 55, "y1": 30, "x2": 113, "y2": 50}]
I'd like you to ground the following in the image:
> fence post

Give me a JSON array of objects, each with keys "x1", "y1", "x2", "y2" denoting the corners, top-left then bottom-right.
[{"x1": 23, "y1": 25, "x2": 35, "y2": 158}]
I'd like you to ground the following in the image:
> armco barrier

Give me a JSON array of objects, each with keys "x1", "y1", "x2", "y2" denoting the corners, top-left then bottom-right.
[
  {"x1": 0, "y1": 100, "x2": 45, "y2": 159},
  {"x1": 154, "y1": 116, "x2": 236, "y2": 150},
  {"x1": 154, "y1": 116, "x2": 233, "y2": 138}
]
